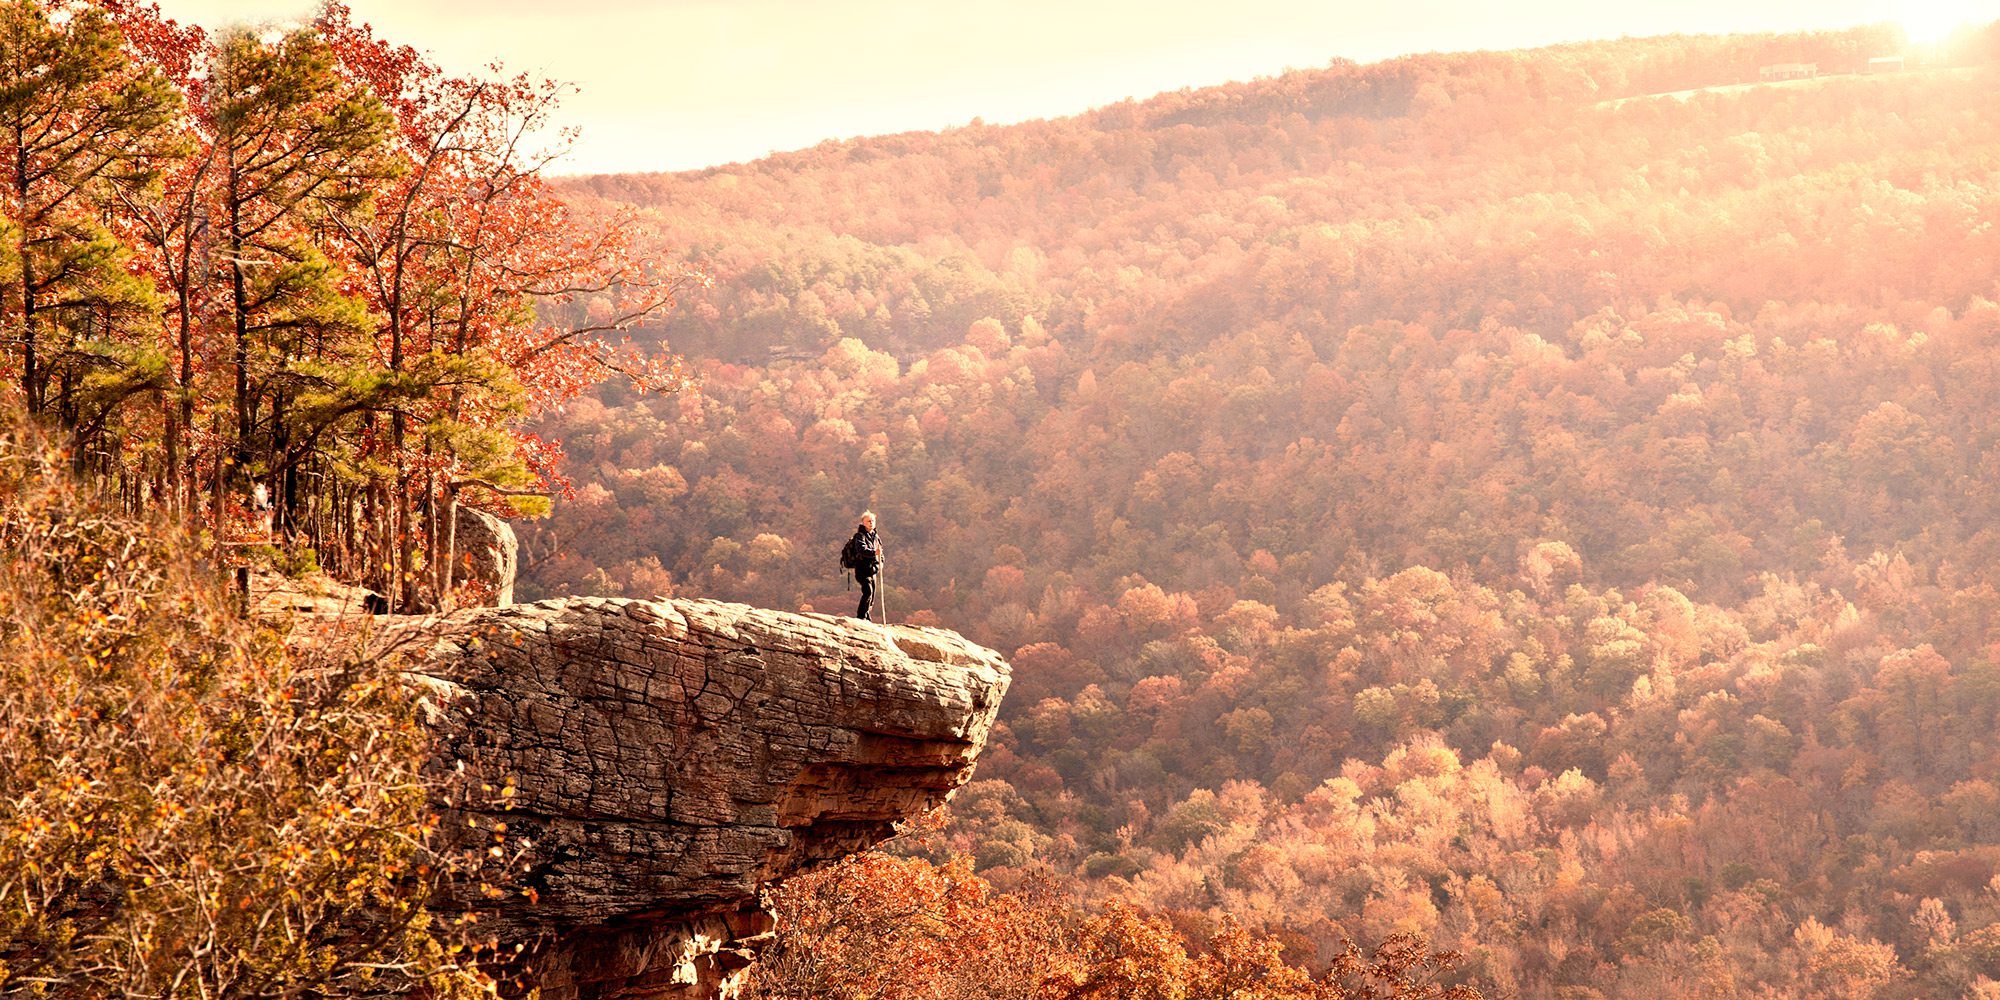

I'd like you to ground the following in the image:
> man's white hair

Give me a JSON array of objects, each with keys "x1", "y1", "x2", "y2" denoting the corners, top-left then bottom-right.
[{"x1": 860, "y1": 510, "x2": 876, "y2": 524}]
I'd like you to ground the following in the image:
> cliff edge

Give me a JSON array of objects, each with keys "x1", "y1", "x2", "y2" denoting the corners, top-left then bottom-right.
[{"x1": 393, "y1": 597, "x2": 1011, "y2": 1000}]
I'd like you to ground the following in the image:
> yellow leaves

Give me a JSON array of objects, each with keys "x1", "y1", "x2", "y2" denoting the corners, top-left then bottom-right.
[
  {"x1": 12, "y1": 814, "x2": 54, "y2": 839},
  {"x1": 0, "y1": 462, "x2": 502, "y2": 998}
]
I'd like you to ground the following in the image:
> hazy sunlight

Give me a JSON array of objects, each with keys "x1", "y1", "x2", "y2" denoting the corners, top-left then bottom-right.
[{"x1": 1899, "y1": 0, "x2": 1993, "y2": 43}]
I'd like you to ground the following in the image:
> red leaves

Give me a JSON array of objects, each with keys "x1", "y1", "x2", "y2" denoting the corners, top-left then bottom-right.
[
  {"x1": 25, "y1": 0, "x2": 702, "y2": 607},
  {"x1": 98, "y1": 0, "x2": 206, "y2": 88}
]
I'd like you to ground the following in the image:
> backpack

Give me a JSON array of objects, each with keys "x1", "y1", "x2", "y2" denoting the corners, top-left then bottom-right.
[{"x1": 839, "y1": 534, "x2": 866, "y2": 571}]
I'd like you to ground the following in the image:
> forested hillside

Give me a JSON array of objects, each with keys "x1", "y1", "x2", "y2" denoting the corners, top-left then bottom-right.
[{"x1": 530, "y1": 20, "x2": 2000, "y2": 999}]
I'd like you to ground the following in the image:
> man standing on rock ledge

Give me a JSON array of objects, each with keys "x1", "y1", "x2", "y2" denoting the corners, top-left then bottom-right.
[{"x1": 844, "y1": 511, "x2": 883, "y2": 621}]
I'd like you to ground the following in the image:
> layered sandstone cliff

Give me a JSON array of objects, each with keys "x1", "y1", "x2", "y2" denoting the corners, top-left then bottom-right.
[{"x1": 394, "y1": 597, "x2": 1011, "y2": 1000}]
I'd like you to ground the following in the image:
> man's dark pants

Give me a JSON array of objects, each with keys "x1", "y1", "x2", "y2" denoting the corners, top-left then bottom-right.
[{"x1": 856, "y1": 570, "x2": 877, "y2": 620}]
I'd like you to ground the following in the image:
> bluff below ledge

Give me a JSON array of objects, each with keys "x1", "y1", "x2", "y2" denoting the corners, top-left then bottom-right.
[{"x1": 389, "y1": 596, "x2": 1012, "y2": 1000}]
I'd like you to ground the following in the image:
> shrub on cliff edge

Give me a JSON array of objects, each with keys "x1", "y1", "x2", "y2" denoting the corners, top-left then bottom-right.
[{"x1": 0, "y1": 423, "x2": 498, "y2": 998}]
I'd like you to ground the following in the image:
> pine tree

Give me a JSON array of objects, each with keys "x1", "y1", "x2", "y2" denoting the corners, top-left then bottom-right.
[
  {"x1": 203, "y1": 23, "x2": 396, "y2": 548},
  {"x1": 0, "y1": 0, "x2": 180, "y2": 423}
]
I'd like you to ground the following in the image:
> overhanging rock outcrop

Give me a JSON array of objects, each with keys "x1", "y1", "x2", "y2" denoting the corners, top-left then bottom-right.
[{"x1": 395, "y1": 597, "x2": 1011, "y2": 1000}]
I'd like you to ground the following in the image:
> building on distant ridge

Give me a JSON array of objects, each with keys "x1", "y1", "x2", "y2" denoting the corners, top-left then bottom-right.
[
  {"x1": 1867, "y1": 55, "x2": 1906, "y2": 74},
  {"x1": 1759, "y1": 62, "x2": 1818, "y2": 81}
]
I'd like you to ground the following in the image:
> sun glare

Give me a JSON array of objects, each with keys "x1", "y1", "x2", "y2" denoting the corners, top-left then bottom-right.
[{"x1": 1898, "y1": 0, "x2": 1995, "y2": 45}]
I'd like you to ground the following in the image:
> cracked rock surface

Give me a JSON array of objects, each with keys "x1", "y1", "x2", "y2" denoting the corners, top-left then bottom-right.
[{"x1": 394, "y1": 597, "x2": 1011, "y2": 1000}]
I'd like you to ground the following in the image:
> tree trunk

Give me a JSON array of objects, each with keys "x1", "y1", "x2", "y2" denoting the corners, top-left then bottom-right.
[
  {"x1": 440, "y1": 486, "x2": 459, "y2": 606},
  {"x1": 228, "y1": 161, "x2": 250, "y2": 492},
  {"x1": 15, "y1": 123, "x2": 38, "y2": 413}
]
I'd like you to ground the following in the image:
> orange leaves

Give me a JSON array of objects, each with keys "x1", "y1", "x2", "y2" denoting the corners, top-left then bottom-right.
[
  {"x1": 1039, "y1": 902, "x2": 1192, "y2": 1000},
  {"x1": 746, "y1": 851, "x2": 1482, "y2": 1000},
  {"x1": 0, "y1": 426, "x2": 502, "y2": 997},
  {"x1": 749, "y1": 851, "x2": 1071, "y2": 1000}
]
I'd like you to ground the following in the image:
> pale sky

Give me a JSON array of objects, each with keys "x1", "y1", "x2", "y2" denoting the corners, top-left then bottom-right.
[{"x1": 150, "y1": 0, "x2": 1998, "y2": 176}]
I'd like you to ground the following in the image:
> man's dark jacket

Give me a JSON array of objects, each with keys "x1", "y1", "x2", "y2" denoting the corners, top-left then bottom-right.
[{"x1": 846, "y1": 527, "x2": 881, "y2": 575}]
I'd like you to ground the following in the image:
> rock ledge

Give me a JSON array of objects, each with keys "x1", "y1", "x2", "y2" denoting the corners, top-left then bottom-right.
[{"x1": 396, "y1": 597, "x2": 1011, "y2": 999}]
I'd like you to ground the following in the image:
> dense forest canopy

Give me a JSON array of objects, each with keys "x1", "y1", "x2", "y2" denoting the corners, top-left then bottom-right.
[
  {"x1": 10, "y1": 2, "x2": 2000, "y2": 995},
  {"x1": 530, "y1": 19, "x2": 2000, "y2": 999},
  {"x1": 0, "y1": 1, "x2": 1490, "y2": 995}
]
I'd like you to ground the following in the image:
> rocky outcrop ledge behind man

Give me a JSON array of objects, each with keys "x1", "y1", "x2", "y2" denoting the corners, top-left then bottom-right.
[{"x1": 392, "y1": 597, "x2": 1012, "y2": 1000}]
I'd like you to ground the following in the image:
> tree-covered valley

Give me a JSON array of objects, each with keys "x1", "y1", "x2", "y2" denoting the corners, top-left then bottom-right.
[
  {"x1": 528, "y1": 22, "x2": 2000, "y2": 999},
  {"x1": 7, "y1": 1, "x2": 2000, "y2": 995}
]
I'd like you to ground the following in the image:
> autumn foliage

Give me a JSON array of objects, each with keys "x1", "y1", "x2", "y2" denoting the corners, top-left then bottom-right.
[
  {"x1": 0, "y1": 420, "x2": 506, "y2": 996},
  {"x1": 0, "y1": 1, "x2": 689, "y2": 994},
  {"x1": 530, "y1": 19, "x2": 2000, "y2": 1000},
  {"x1": 13, "y1": 1, "x2": 2000, "y2": 996},
  {"x1": 745, "y1": 850, "x2": 1479, "y2": 1000},
  {"x1": 0, "y1": 0, "x2": 696, "y2": 611}
]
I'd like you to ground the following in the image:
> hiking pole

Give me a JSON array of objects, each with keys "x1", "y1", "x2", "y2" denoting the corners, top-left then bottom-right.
[{"x1": 878, "y1": 562, "x2": 888, "y2": 625}]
